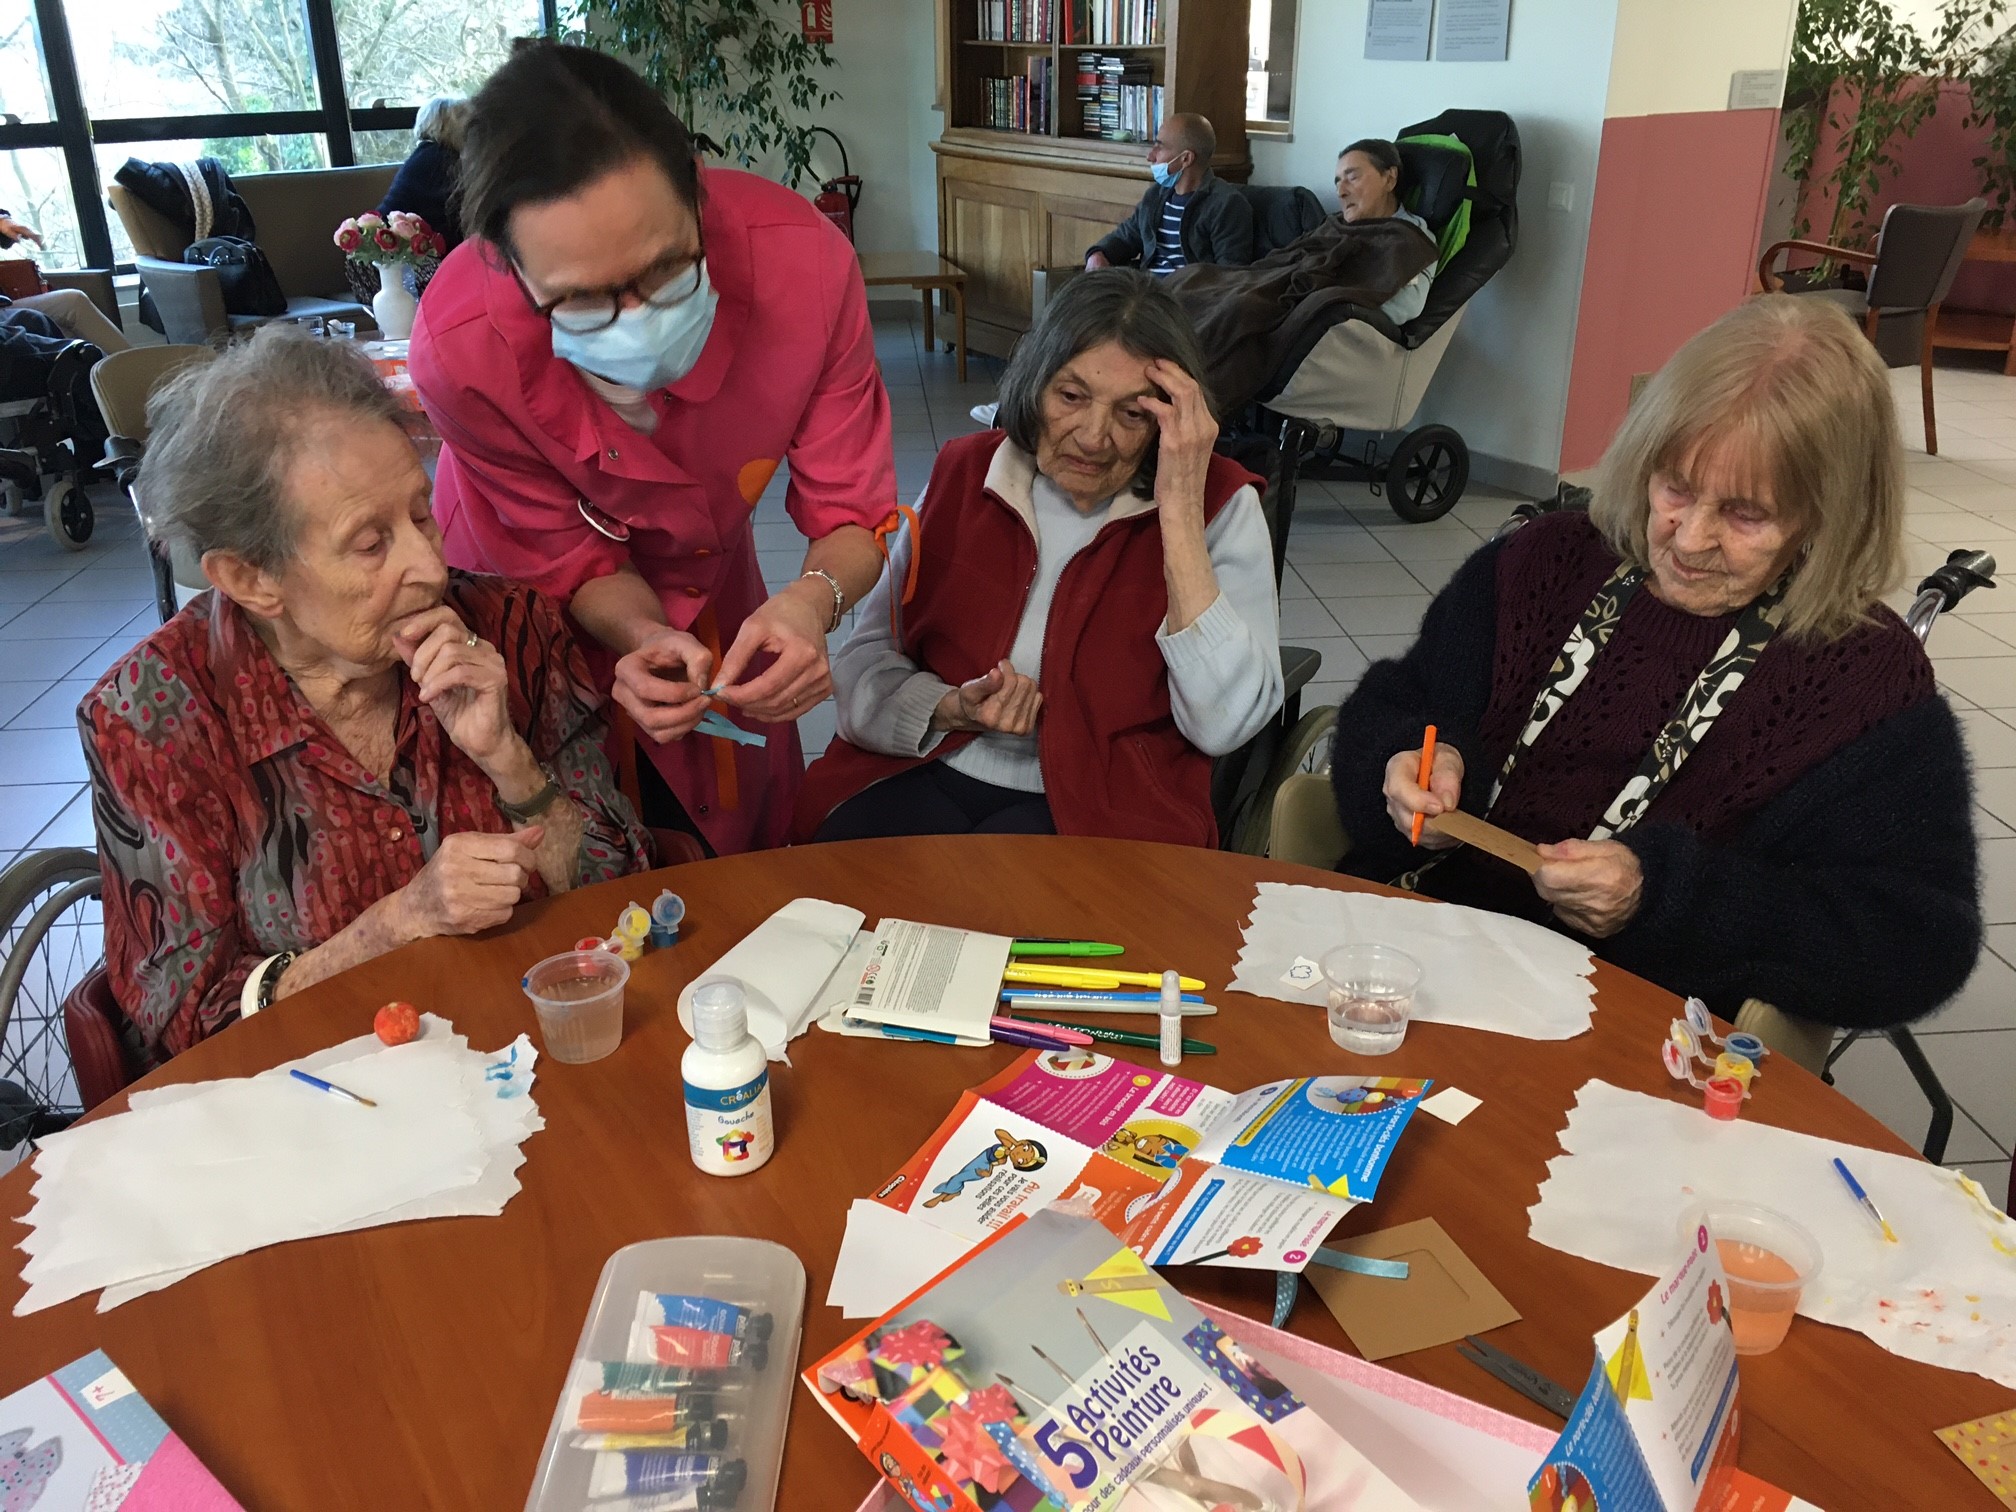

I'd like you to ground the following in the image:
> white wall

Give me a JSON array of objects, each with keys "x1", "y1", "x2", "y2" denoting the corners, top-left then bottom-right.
[
  {"x1": 1605, "y1": 0, "x2": 1796, "y2": 118},
  {"x1": 1252, "y1": 0, "x2": 1619, "y2": 483},
  {"x1": 803, "y1": 0, "x2": 944, "y2": 258}
]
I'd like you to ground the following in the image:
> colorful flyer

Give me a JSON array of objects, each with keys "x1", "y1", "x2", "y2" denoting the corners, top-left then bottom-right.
[
  {"x1": 871, "y1": 1051, "x2": 1432, "y2": 1272},
  {"x1": 1528, "y1": 1222, "x2": 1745, "y2": 1512}
]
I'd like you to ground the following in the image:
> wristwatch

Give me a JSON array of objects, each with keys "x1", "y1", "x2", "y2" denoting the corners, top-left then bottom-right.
[{"x1": 497, "y1": 764, "x2": 564, "y2": 825}]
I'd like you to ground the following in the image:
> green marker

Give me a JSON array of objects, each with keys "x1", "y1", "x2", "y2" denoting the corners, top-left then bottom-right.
[{"x1": 1010, "y1": 940, "x2": 1125, "y2": 958}]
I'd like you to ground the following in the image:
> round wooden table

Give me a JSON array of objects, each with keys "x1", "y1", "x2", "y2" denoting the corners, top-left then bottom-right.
[{"x1": 0, "y1": 837, "x2": 1998, "y2": 1509}]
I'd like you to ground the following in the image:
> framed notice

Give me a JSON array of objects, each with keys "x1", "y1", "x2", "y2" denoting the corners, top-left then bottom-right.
[
  {"x1": 1365, "y1": 0, "x2": 1433, "y2": 61},
  {"x1": 1436, "y1": 0, "x2": 1511, "y2": 61}
]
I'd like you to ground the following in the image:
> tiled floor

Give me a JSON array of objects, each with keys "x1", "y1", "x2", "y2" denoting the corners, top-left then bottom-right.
[{"x1": 5, "y1": 311, "x2": 2015, "y2": 1197}]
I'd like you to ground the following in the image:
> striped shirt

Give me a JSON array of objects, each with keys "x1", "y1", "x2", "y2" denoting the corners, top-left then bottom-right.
[{"x1": 1148, "y1": 190, "x2": 1191, "y2": 275}]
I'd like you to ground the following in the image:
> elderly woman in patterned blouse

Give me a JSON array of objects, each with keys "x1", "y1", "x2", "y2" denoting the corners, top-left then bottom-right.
[
  {"x1": 80, "y1": 329, "x2": 651, "y2": 1064},
  {"x1": 1328, "y1": 295, "x2": 1980, "y2": 1066}
]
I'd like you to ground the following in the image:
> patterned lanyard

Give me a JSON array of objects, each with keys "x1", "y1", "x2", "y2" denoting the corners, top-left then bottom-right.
[{"x1": 1489, "y1": 561, "x2": 1790, "y2": 840}]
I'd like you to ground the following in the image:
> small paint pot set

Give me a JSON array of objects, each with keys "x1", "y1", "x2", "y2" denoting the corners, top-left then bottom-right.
[
  {"x1": 576, "y1": 891, "x2": 688, "y2": 963},
  {"x1": 527, "y1": 1237, "x2": 803, "y2": 1511},
  {"x1": 1661, "y1": 998, "x2": 1769, "y2": 1121}
]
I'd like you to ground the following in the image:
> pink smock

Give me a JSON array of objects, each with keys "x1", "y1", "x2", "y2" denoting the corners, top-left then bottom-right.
[{"x1": 410, "y1": 166, "x2": 897, "y2": 855}]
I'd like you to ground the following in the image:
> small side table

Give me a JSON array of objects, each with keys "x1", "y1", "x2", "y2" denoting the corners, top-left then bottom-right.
[
  {"x1": 1933, "y1": 225, "x2": 2016, "y2": 376},
  {"x1": 858, "y1": 252, "x2": 968, "y2": 381}
]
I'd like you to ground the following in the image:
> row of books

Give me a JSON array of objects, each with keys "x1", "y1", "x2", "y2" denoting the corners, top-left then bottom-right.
[
  {"x1": 970, "y1": 0, "x2": 1165, "y2": 48},
  {"x1": 974, "y1": 0, "x2": 1053, "y2": 43},
  {"x1": 980, "y1": 58, "x2": 1056, "y2": 135},
  {"x1": 1076, "y1": 52, "x2": 1161, "y2": 143}
]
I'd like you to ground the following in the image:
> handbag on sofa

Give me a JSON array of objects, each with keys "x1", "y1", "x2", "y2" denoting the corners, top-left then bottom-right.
[{"x1": 183, "y1": 235, "x2": 286, "y2": 318}]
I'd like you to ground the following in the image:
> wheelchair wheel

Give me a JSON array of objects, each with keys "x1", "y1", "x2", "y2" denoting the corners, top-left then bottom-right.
[
  {"x1": 1383, "y1": 425, "x2": 1469, "y2": 523},
  {"x1": 45, "y1": 478, "x2": 91, "y2": 551},
  {"x1": 0, "y1": 848, "x2": 101, "y2": 1160}
]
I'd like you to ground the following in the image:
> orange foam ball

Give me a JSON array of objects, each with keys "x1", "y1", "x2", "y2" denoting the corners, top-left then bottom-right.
[{"x1": 374, "y1": 1001, "x2": 420, "y2": 1045}]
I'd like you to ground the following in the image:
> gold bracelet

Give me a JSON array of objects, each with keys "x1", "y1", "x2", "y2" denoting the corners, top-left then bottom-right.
[{"x1": 800, "y1": 568, "x2": 844, "y2": 633}]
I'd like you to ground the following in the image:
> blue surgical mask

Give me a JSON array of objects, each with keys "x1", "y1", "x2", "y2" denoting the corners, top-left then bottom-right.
[
  {"x1": 551, "y1": 261, "x2": 719, "y2": 391},
  {"x1": 1150, "y1": 159, "x2": 1180, "y2": 190}
]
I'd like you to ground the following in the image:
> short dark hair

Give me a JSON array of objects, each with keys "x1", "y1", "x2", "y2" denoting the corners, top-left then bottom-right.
[
  {"x1": 996, "y1": 268, "x2": 1215, "y2": 498},
  {"x1": 460, "y1": 42, "x2": 701, "y2": 259},
  {"x1": 1340, "y1": 138, "x2": 1403, "y2": 179}
]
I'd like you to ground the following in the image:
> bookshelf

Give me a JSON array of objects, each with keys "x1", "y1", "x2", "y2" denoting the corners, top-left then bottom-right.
[{"x1": 931, "y1": 0, "x2": 1250, "y2": 358}]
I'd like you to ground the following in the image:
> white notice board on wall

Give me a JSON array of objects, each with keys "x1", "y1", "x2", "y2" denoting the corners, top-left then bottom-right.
[
  {"x1": 1436, "y1": 0, "x2": 1511, "y2": 61},
  {"x1": 1365, "y1": 0, "x2": 1433, "y2": 61}
]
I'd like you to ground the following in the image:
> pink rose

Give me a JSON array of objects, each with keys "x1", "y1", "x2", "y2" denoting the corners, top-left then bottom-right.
[
  {"x1": 358, "y1": 212, "x2": 384, "y2": 229},
  {"x1": 336, "y1": 227, "x2": 362, "y2": 252},
  {"x1": 409, "y1": 215, "x2": 434, "y2": 238},
  {"x1": 374, "y1": 227, "x2": 399, "y2": 253}
]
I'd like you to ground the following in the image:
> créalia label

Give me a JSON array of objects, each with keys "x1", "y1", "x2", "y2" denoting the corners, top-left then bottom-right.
[{"x1": 79, "y1": 1366, "x2": 136, "y2": 1409}]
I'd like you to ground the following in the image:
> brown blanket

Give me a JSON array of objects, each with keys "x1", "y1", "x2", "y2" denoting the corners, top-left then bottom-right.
[{"x1": 1165, "y1": 216, "x2": 1439, "y2": 415}]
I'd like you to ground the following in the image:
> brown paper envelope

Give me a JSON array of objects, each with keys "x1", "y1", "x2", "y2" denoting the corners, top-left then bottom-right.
[
  {"x1": 1304, "y1": 1217, "x2": 1521, "y2": 1361},
  {"x1": 1426, "y1": 810, "x2": 1544, "y2": 874},
  {"x1": 1937, "y1": 1410, "x2": 2016, "y2": 1508}
]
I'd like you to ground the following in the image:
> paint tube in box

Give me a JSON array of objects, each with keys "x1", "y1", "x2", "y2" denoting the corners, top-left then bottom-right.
[
  {"x1": 570, "y1": 1420, "x2": 729, "y2": 1453},
  {"x1": 642, "y1": 1293, "x2": 775, "y2": 1343},
  {"x1": 566, "y1": 1360, "x2": 736, "y2": 1435},
  {"x1": 629, "y1": 1294, "x2": 769, "y2": 1371},
  {"x1": 587, "y1": 1449, "x2": 746, "y2": 1508}
]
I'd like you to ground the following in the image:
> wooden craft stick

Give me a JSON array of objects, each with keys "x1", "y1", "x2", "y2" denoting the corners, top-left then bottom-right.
[{"x1": 1426, "y1": 810, "x2": 1543, "y2": 874}]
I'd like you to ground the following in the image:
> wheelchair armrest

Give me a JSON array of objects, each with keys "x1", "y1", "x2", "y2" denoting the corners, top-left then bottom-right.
[
  {"x1": 1322, "y1": 300, "x2": 1408, "y2": 346},
  {"x1": 1031, "y1": 264, "x2": 1089, "y2": 325},
  {"x1": 41, "y1": 268, "x2": 121, "y2": 328},
  {"x1": 134, "y1": 256, "x2": 228, "y2": 345},
  {"x1": 1282, "y1": 645, "x2": 1321, "y2": 698}
]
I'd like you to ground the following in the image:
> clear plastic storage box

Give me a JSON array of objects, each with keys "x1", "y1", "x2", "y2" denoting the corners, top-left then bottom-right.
[{"x1": 525, "y1": 1237, "x2": 806, "y2": 1512}]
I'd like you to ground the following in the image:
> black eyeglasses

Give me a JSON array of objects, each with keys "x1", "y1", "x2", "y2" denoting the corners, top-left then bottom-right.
[{"x1": 511, "y1": 231, "x2": 707, "y2": 334}]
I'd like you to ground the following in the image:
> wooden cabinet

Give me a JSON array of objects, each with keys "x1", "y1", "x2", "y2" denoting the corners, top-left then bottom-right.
[{"x1": 932, "y1": 0, "x2": 1252, "y2": 358}]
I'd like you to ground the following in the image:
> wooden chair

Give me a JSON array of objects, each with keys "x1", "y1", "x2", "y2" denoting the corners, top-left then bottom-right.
[{"x1": 1759, "y1": 198, "x2": 1986, "y2": 455}]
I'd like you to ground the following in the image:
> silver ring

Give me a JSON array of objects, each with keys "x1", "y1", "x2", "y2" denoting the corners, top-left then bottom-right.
[{"x1": 464, "y1": 632, "x2": 479, "y2": 648}]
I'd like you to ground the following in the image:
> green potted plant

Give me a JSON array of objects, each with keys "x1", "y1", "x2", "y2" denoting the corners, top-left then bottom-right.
[{"x1": 566, "y1": 0, "x2": 841, "y2": 188}]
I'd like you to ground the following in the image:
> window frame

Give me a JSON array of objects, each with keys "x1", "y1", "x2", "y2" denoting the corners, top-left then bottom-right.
[
  {"x1": 5, "y1": 0, "x2": 557, "y2": 269},
  {"x1": 1246, "y1": 0, "x2": 1298, "y2": 140}
]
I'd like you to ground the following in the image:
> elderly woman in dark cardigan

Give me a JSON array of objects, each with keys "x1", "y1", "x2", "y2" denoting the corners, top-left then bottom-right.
[{"x1": 1329, "y1": 294, "x2": 1979, "y2": 1069}]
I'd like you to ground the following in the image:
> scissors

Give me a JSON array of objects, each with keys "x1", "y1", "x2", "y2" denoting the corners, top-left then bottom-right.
[{"x1": 1456, "y1": 1334, "x2": 1578, "y2": 1419}]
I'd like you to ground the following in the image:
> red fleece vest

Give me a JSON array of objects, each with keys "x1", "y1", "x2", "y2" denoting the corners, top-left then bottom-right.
[{"x1": 795, "y1": 431, "x2": 1261, "y2": 847}]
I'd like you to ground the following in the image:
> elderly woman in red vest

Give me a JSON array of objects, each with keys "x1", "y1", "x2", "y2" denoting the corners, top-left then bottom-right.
[{"x1": 796, "y1": 269, "x2": 1283, "y2": 847}]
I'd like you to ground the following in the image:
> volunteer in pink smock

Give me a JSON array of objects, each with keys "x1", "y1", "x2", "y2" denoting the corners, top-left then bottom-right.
[{"x1": 410, "y1": 42, "x2": 897, "y2": 854}]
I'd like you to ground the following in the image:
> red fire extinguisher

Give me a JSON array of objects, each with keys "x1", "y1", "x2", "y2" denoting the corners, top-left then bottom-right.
[{"x1": 810, "y1": 126, "x2": 861, "y2": 243}]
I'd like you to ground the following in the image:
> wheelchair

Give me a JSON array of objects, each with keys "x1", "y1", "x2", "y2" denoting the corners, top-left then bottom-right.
[
  {"x1": 1234, "y1": 109, "x2": 1524, "y2": 526},
  {"x1": 0, "y1": 848, "x2": 105, "y2": 1168},
  {"x1": 0, "y1": 338, "x2": 107, "y2": 552}
]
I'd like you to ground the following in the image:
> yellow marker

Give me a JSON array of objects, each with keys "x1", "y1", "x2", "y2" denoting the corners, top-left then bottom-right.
[{"x1": 1005, "y1": 964, "x2": 1205, "y2": 992}]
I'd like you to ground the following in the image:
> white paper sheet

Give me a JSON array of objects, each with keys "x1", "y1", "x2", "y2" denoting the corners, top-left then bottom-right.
[
  {"x1": 1231, "y1": 882, "x2": 1597, "y2": 1040},
  {"x1": 825, "y1": 1199, "x2": 975, "y2": 1319},
  {"x1": 676, "y1": 897, "x2": 865, "y2": 1059},
  {"x1": 15, "y1": 1016, "x2": 541, "y2": 1315},
  {"x1": 1528, "y1": 1079, "x2": 2016, "y2": 1388},
  {"x1": 1419, "y1": 1087, "x2": 1482, "y2": 1125}
]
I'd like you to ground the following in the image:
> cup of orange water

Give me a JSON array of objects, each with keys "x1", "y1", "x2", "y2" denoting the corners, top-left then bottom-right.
[{"x1": 1679, "y1": 1200, "x2": 1822, "y2": 1356}]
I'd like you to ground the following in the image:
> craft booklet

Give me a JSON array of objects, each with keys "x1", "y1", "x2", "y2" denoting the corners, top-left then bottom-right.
[
  {"x1": 1527, "y1": 1222, "x2": 1819, "y2": 1512},
  {"x1": 806, "y1": 1207, "x2": 1426, "y2": 1512},
  {"x1": 849, "y1": 918, "x2": 1016, "y2": 1044},
  {"x1": 0, "y1": 1349, "x2": 243, "y2": 1510},
  {"x1": 871, "y1": 1048, "x2": 1430, "y2": 1273}
]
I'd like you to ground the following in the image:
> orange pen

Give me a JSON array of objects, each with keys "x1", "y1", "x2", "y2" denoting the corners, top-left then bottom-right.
[{"x1": 1410, "y1": 724, "x2": 1438, "y2": 845}]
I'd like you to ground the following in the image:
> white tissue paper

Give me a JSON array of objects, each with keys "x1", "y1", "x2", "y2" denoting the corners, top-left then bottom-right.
[
  {"x1": 1529, "y1": 1079, "x2": 2016, "y2": 1388},
  {"x1": 676, "y1": 897, "x2": 865, "y2": 1059},
  {"x1": 1231, "y1": 882, "x2": 1596, "y2": 1040},
  {"x1": 15, "y1": 1015, "x2": 541, "y2": 1315}
]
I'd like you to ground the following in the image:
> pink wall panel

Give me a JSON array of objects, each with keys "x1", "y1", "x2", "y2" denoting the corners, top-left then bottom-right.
[{"x1": 1559, "y1": 108, "x2": 1781, "y2": 474}]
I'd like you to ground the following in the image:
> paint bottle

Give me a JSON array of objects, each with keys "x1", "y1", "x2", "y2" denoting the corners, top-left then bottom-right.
[
  {"x1": 1159, "y1": 969, "x2": 1183, "y2": 1068},
  {"x1": 682, "y1": 981, "x2": 774, "y2": 1177}
]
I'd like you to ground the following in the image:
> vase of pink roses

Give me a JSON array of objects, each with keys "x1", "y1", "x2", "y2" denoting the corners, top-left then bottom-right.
[{"x1": 334, "y1": 211, "x2": 447, "y2": 339}]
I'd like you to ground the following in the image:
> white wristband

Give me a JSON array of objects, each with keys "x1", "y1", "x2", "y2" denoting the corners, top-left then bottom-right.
[{"x1": 239, "y1": 952, "x2": 289, "y2": 1019}]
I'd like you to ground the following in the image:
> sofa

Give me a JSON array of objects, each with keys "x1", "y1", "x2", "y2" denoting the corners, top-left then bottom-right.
[{"x1": 110, "y1": 163, "x2": 398, "y2": 344}]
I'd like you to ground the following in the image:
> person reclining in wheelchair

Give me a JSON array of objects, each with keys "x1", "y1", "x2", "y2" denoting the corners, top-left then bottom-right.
[
  {"x1": 78, "y1": 329, "x2": 651, "y2": 1066},
  {"x1": 1085, "y1": 113, "x2": 1256, "y2": 278},
  {"x1": 1326, "y1": 296, "x2": 1980, "y2": 1065},
  {"x1": 1162, "y1": 137, "x2": 1440, "y2": 419},
  {"x1": 794, "y1": 269, "x2": 1282, "y2": 847}
]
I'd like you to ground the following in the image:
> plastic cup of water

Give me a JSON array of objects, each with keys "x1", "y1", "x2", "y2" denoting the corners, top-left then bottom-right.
[
  {"x1": 522, "y1": 950, "x2": 629, "y2": 1064},
  {"x1": 1678, "y1": 1200, "x2": 1822, "y2": 1356},
  {"x1": 1320, "y1": 944, "x2": 1422, "y2": 1055}
]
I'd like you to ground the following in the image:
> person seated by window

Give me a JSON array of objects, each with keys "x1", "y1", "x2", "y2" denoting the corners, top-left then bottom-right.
[
  {"x1": 1333, "y1": 138, "x2": 1435, "y2": 325},
  {"x1": 1328, "y1": 295, "x2": 1979, "y2": 1065},
  {"x1": 1087, "y1": 114, "x2": 1255, "y2": 277},
  {"x1": 80, "y1": 329, "x2": 650, "y2": 1065},
  {"x1": 796, "y1": 269, "x2": 1283, "y2": 847},
  {"x1": 376, "y1": 97, "x2": 469, "y2": 250}
]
